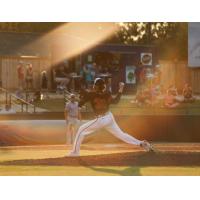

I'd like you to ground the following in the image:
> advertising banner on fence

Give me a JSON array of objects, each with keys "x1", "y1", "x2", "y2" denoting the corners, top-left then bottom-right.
[
  {"x1": 125, "y1": 66, "x2": 136, "y2": 84},
  {"x1": 141, "y1": 53, "x2": 152, "y2": 66},
  {"x1": 188, "y1": 22, "x2": 200, "y2": 67}
]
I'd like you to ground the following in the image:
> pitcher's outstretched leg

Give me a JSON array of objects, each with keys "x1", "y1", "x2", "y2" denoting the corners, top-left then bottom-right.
[
  {"x1": 106, "y1": 118, "x2": 154, "y2": 152},
  {"x1": 68, "y1": 118, "x2": 99, "y2": 157}
]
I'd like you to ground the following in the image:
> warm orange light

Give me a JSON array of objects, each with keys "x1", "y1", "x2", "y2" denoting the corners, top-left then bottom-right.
[{"x1": 19, "y1": 22, "x2": 119, "y2": 68}]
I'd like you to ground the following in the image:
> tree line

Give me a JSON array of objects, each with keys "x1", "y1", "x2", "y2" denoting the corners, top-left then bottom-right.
[{"x1": 0, "y1": 22, "x2": 188, "y2": 60}]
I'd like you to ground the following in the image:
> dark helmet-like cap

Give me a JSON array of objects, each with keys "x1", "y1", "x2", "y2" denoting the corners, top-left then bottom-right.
[{"x1": 94, "y1": 78, "x2": 105, "y2": 87}]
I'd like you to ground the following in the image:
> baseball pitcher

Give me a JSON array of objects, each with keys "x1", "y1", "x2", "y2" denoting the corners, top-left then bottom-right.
[{"x1": 68, "y1": 78, "x2": 154, "y2": 156}]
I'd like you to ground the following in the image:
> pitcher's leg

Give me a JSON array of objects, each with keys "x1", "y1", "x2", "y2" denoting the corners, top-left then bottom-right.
[
  {"x1": 105, "y1": 119, "x2": 142, "y2": 146},
  {"x1": 70, "y1": 118, "x2": 99, "y2": 155}
]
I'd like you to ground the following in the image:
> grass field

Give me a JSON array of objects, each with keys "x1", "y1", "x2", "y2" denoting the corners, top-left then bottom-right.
[
  {"x1": 34, "y1": 98, "x2": 200, "y2": 115},
  {"x1": 0, "y1": 143, "x2": 199, "y2": 176},
  {"x1": 0, "y1": 166, "x2": 199, "y2": 176}
]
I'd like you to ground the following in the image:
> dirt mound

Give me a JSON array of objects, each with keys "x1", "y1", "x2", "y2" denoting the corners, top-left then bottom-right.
[{"x1": 1, "y1": 151, "x2": 200, "y2": 166}]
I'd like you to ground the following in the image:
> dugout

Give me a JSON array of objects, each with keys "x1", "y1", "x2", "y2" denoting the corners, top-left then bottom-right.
[{"x1": 51, "y1": 43, "x2": 158, "y2": 93}]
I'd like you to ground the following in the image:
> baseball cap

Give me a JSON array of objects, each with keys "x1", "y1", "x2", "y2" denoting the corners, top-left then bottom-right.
[
  {"x1": 94, "y1": 78, "x2": 105, "y2": 86},
  {"x1": 70, "y1": 94, "x2": 76, "y2": 98}
]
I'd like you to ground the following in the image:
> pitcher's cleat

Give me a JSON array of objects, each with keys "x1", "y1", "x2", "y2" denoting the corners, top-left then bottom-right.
[
  {"x1": 140, "y1": 140, "x2": 156, "y2": 152},
  {"x1": 67, "y1": 151, "x2": 80, "y2": 157},
  {"x1": 148, "y1": 143, "x2": 157, "y2": 153}
]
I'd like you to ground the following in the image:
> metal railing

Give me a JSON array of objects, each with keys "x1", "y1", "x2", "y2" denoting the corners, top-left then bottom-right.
[
  {"x1": 0, "y1": 87, "x2": 36, "y2": 113},
  {"x1": 63, "y1": 89, "x2": 71, "y2": 103}
]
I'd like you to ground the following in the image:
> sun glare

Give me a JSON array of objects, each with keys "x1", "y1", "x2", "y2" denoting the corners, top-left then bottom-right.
[{"x1": 19, "y1": 22, "x2": 119, "y2": 68}]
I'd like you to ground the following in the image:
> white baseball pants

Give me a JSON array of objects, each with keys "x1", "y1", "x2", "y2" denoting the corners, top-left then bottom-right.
[
  {"x1": 71, "y1": 112, "x2": 142, "y2": 154},
  {"x1": 66, "y1": 117, "x2": 80, "y2": 145}
]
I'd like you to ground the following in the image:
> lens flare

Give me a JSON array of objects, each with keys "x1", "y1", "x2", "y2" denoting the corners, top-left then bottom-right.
[{"x1": 19, "y1": 22, "x2": 119, "y2": 68}]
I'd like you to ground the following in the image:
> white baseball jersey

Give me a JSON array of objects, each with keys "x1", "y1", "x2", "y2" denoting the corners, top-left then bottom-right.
[{"x1": 65, "y1": 101, "x2": 79, "y2": 118}]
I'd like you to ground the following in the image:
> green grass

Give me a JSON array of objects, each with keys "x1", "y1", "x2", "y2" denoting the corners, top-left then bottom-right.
[
  {"x1": 0, "y1": 165, "x2": 199, "y2": 176},
  {"x1": 34, "y1": 98, "x2": 200, "y2": 115},
  {"x1": 34, "y1": 99, "x2": 65, "y2": 112}
]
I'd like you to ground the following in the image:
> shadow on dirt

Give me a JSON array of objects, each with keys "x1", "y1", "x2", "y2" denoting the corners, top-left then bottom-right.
[{"x1": 0, "y1": 151, "x2": 200, "y2": 167}]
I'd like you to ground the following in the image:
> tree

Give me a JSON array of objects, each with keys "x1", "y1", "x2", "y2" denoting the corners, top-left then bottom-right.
[
  {"x1": 110, "y1": 22, "x2": 188, "y2": 60},
  {"x1": 0, "y1": 22, "x2": 188, "y2": 60}
]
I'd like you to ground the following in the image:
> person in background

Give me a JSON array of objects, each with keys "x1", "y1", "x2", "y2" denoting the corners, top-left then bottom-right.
[
  {"x1": 17, "y1": 63, "x2": 25, "y2": 89},
  {"x1": 41, "y1": 71, "x2": 49, "y2": 99},
  {"x1": 91, "y1": 62, "x2": 97, "y2": 80},
  {"x1": 164, "y1": 89, "x2": 180, "y2": 108},
  {"x1": 54, "y1": 66, "x2": 70, "y2": 93},
  {"x1": 154, "y1": 65, "x2": 162, "y2": 85},
  {"x1": 142, "y1": 88, "x2": 152, "y2": 106},
  {"x1": 134, "y1": 88, "x2": 146, "y2": 107},
  {"x1": 64, "y1": 94, "x2": 81, "y2": 145},
  {"x1": 95, "y1": 64, "x2": 103, "y2": 76},
  {"x1": 79, "y1": 66, "x2": 86, "y2": 89},
  {"x1": 30, "y1": 90, "x2": 41, "y2": 103},
  {"x1": 15, "y1": 89, "x2": 24, "y2": 104},
  {"x1": 83, "y1": 65, "x2": 93, "y2": 89},
  {"x1": 25, "y1": 64, "x2": 34, "y2": 90},
  {"x1": 182, "y1": 83, "x2": 195, "y2": 103},
  {"x1": 166, "y1": 85, "x2": 178, "y2": 96},
  {"x1": 134, "y1": 88, "x2": 151, "y2": 107}
]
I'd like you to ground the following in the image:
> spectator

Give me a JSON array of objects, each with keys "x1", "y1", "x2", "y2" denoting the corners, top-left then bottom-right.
[
  {"x1": 91, "y1": 62, "x2": 97, "y2": 80},
  {"x1": 25, "y1": 64, "x2": 34, "y2": 90},
  {"x1": 134, "y1": 88, "x2": 151, "y2": 107},
  {"x1": 17, "y1": 63, "x2": 25, "y2": 89},
  {"x1": 30, "y1": 90, "x2": 41, "y2": 103},
  {"x1": 166, "y1": 85, "x2": 178, "y2": 96},
  {"x1": 143, "y1": 88, "x2": 152, "y2": 106},
  {"x1": 95, "y1": 64, "x2": 103, "y2": 76},
  {"x1": 79, "y1": 67, "x2": 86, "y2": 89},
  {"x1": 41, "y1": 71, "x2": 49, "y2": 99},
  {"x1": 15, "y1": 89, "x2": 24, "y2": 103},
  {"x1": 182, "y1": 83, "x2": 195, "y2": 103},
  {"x1": 83, "y1": 65, "x2": 93, "y2": 89},
  {"x1": 54, "y1": 66, "x2": 70, "y2": 93},
  {"x1": 154, "y1": 65, "x2": 162, "y2": 85},
  {"x1": 134, "y1": 89, "x2": 145, "y2": 106},
  {"x1": 164, "y1": 89, "x2": 180, "y2": 108},
  {"x1": 150, "y1": 84, "x2": 164, "y2": 106},
  {"x1": 41, "y1": 71, "x2": 48, "y2": 90}
]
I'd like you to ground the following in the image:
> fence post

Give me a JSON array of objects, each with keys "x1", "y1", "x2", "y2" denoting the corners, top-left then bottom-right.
[
  {"x1": 21, "y1": 103, "x2": 23, "y2": 113},
  {"x1": 5, "y1": 91, "x2": 8, "y2": 105},
  {"x1": 9, "y1": 94, "x2": 11, "y2": 107},
  {"x1": 25, "y1": 91, "x2": 28, "y2": 112}
]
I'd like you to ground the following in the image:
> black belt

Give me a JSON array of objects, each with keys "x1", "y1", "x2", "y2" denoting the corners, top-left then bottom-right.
[{"x1": 68, "y1": 115, "x2": 78, "y2": 118}]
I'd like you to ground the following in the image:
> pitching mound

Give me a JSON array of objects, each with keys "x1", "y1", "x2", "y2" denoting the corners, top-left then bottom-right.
[{"x1": 1, "y1": 151, "x2": 200, "y2": 166}]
